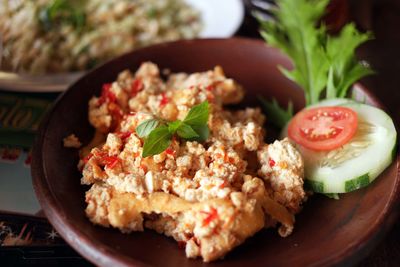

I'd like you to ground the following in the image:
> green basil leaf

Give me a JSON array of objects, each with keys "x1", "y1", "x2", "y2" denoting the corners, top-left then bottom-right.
[
  {"x1": 183, "y1": 101, "x2": 209, "y2": 126},
  {"x1": 167, "y1": 120, "x2": 182, "y2": 134},
  {"x1": 177, "y1": 123, "x2": 199, "y2": 139},
  {"x1": 142, "y1": 126, "x2": 172, "y2": 157},
  {"x1": 189, "y1": 124, "x2": 209, "y2": 142},
  {"x1": 136, "y1": 119, "x2": 159, "y2": 138},
  {"x1": 139, "y1": 101, "x2": 210, "y2": 157}
]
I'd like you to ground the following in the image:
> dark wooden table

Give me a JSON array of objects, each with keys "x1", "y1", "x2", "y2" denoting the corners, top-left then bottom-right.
[{"x1": 239, "y1": 0, "x2": 400, "y2": 266}]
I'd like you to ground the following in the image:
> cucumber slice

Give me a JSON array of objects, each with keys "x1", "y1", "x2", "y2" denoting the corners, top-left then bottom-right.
[
  {"x1": 283, "y1": 102, "x2": 397, "y2": 193},
  {"x1": 309, "y1": 98, "x2": 354, "y2": 108}
]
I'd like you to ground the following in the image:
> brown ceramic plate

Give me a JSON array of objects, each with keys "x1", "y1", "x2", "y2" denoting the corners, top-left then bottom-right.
[{"x1": 31, "y1": 38, "x2": 400, "y2": 267}]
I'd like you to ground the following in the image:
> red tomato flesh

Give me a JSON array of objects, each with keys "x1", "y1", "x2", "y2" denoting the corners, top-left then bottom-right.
[{"x1": 288, "y1": 106, "x2": 358, "y2": 151}]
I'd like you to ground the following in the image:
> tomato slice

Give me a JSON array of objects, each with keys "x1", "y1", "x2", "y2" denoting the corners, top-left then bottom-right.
[{"x1": 288, "y1": 106, "x2": 358, "y2": 151}]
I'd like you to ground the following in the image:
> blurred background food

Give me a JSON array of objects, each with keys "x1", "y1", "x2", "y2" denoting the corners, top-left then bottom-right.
[{"x1": 0, "y1": 0, "x2": 201, "y2": 74}]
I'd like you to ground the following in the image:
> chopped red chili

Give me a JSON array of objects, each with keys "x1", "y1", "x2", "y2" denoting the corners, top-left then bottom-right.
[
  {"x1": 98, "y1": 83, "x2": 116, "y2": 106},
  {"x1": 103, "y1": 156, "x2": 120, "y2": 169},
  {"x1": 200, "y1": 207, "x2": 219, "y2": 226},
  {"x1": 224, "y1": 154, "x2": 235, "y2": 163},
  {"x1": 94, "y1": 151, "x2": 120, "y2": 169},
  {"x1": 140, "y1": 164, "x2": 148, "y2": 173},
  {"x1": 269, "y1": 158, "x2": 276, "y2": 168},
  {"x1": 116, "y1": 131, "x2": 131, "y2": 141},
  {"x1": 219, "y1": 180, "x2": 228, "y2": 189},
  {"x1": 131, "y1": 78, "x2": 144, "y2": 97},
  {"x1": 206, "y1": 84, "x2": 215, "y2": 91},
  {"x1": 94, "y1": 150, "x2": 108, "y2": 158},
  {"x1": 160, "y1": 92, "x2": 169, "y2": 107},
  {"x1": 83, "y1": 153, "x2": 93, "y2": 164},
  {"x1": 165, "y1": 148, "x2": 175, "y2": 156}
]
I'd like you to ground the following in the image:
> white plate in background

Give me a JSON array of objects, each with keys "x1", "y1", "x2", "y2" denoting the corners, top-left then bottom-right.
[
  {"x1": 187, "y1": 0, "x2": 244, "y2": 38},
  {"x1": 0, "y1": 0, "x2": 245, "y2": 93}
]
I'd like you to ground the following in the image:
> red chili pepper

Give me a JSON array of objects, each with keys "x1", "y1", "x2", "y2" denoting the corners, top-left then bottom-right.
[
  {"x1": 219, "y1": 180, "x2": 228, "y2": 189},
  {"x1": 131, "y1": 78, "x2": 144, "y2": 97},
  {"x1": 165, "y1": 148, "x2": 175, "y2": 156},
  {"x1": 269, "y1": 158, "x2": 276, "y2": 168},
  {"x1": 201, "y1": 207, "x2": 219, "y2": 226},
  {"x1": 83, "y1": 153, "x2": 93, "y2": 164},
  {"x1": 206, "y1": 84, "x2": 214, "y2": 91},
  {"x1": 160, "y1": 92, "x2": 169, "y2": 107},
  {"x1": 94, "y1": 150, "x2": 107, "y2": 158},
  {"x1": 103, "y1": 156, "x2": 120, "y2": 169},
  {"x1": 140, "y1": 164, "x2": 148, "y2": 173},
  {"x1": 98, "y1": 83, "x2": 116, "y2": 105},
  {"x1": 116, "y1": 131, "x2": 131, "y2": 141},
  {"x1": 94, "y1": 150, "x2": 120, "y2": 169}
]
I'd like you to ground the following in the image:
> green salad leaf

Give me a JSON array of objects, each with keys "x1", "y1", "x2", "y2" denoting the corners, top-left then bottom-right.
[
  {"x1": 259, "y1": 0, "x2": 330, "y2": 105},
  {"x1": 325, "y1": 24, "x2": 374, "y2": 98}
]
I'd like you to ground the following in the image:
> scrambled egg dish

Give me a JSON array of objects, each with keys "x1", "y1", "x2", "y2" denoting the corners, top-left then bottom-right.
[{"x1": 78, "y1": 62, "x2": 306, "y2": 262}]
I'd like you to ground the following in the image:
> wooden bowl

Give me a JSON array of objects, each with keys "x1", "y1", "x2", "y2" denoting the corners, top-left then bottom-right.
[{"x1": 31, "y1": 38, "x2": 400, "y2": 267}]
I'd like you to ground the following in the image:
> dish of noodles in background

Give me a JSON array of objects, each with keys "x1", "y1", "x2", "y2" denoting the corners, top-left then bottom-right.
[
  {"x1": 1, "y1": 0, "x2": 202, "y2": 74},
  {"x1": 0, "y1": 0, "x2": 244, "y2": 91}
]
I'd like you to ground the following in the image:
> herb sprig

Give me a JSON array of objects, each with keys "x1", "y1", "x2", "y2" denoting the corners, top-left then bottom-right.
[
  {"x1": 136, "y1": 101, "x2": 209, "y2": 157},
  {"x1": 39, "y1": 0, "x2": 86, "y2": 31},
  {"x1": 258, "y1": 0, "x2": 373, "y2": 127},
  {"x1": 258, "y1": 97, "x2": 293, "y2": 129}
]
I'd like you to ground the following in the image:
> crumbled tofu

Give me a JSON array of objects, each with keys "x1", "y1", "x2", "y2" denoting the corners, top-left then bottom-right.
[
  {"x1": 63, "y1": 134, "x2": 82, "y2": 148},
  {"x1": 185, "y1": 238, "x2": 201, "y2": 259},
  {"x1": 79, "y1": 62, "x2": 306, "y2": 262},
  {"x1": 258, "y1": 138, "x2": 305, "y2": 213}
]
